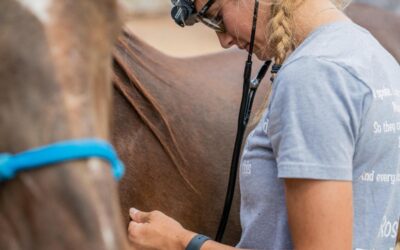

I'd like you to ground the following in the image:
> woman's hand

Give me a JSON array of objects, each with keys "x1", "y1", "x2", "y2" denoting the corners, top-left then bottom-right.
[{"x1": 128, "y1": 208, "x2": 195, "y2": 250}]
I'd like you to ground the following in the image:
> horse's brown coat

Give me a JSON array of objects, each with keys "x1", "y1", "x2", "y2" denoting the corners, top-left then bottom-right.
[
  {"x1": 113, "y1": 32, "x2": 258, "y2": 243},
  {"x1": 113, "y1": 2, "x2": 400, "y2": 245}
]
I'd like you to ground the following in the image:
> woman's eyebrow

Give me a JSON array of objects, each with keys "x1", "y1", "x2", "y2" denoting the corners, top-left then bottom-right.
[{"x1": 204, "y1": 3, "x2": 221, "y2": 17}]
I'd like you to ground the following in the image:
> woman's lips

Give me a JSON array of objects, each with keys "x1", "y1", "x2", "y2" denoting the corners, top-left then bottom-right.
[
  {"x1": 238, "y1": 43, "x2": 249, "y2": 50},
  {"x1": 237, "y1": 43, "x2": 251, "y2": 52}
]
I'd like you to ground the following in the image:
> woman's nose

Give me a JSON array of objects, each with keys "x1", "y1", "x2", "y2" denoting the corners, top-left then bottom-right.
[{"x1": 216, "y1": 32, "x2": 235, "y2": 49}]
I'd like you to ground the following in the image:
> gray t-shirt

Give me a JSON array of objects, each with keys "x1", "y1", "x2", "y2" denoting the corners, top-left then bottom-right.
[{"x1": 237, "y1": 21, "x2": 400, "y2": 250}]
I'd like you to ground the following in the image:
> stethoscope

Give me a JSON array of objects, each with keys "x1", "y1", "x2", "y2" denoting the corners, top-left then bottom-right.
[{"x1": 171, "y1": 0, "x2": 281, "y2": 242}]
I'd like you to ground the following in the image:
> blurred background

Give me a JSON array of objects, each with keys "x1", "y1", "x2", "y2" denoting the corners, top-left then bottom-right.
[{"x1": 123, "y1": 0, "x2": 400, "y2": 58}]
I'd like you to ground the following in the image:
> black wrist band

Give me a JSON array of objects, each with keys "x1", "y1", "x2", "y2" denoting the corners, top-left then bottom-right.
[{"x1": 185, "y1": 234, "x2": 211, "y2": 250}]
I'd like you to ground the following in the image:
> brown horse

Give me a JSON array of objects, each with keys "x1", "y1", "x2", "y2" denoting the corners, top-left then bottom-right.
[
  {"x1": 0, "y1": 0, "x2": 129, "y2": 249},
  {"x1": 112, "y1": 2, "x2": 400, "y2": 245}
]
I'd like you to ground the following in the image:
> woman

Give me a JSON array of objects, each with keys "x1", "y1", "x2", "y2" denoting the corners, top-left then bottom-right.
[{"x1": 127, "y1": 0, "x2": 400, "y2": 249}]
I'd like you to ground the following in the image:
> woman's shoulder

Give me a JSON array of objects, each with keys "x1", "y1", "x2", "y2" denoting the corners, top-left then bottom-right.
[
  {"x1": 290, "y1": 21, "x2": 371, "y2": 59},
  {"x1": 281, "y1": 21, "x2": 400, "y2": 90},
  {"x1": 275, "y1": 55, "x2": 370, "y2": 97}
]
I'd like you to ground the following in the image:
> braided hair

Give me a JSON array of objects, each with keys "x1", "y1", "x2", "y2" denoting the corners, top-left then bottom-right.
[{"x1": 251, "y1": 0, "x2": 351, "y2": 124}]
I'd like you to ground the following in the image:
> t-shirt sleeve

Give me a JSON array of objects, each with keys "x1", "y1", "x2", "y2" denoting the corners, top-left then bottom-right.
[{"x1": 268, "y1": 56, "x2": 370, "y2": 180}]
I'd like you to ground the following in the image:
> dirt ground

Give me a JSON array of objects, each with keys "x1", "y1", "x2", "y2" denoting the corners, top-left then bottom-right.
[{"x1": 126, "y1": 14, "x2": 224, "y2": 58}]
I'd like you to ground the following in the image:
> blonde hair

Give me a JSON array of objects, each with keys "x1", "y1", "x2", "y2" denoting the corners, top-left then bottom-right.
[{"x1": 251, "y1": 0, "x2": 352, "y2": 125}]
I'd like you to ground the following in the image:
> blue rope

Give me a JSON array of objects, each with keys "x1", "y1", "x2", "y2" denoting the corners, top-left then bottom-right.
[{"x1": 0, "y1": 139, "x2": 125, "y2": 182}]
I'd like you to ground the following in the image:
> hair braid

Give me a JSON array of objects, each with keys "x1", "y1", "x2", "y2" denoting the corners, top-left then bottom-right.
[
  {"x1": 250, "y1": 0, "x2": 300, "y2": 126},
  {"x1": 268, "y1": 0, "x2": 297, "y2": 66},
  {"x1": 250, "y1": 0, "x2": 351, "y2": 125}
]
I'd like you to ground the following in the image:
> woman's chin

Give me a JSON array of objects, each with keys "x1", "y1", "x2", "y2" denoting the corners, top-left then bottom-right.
[
  {"x1": 250, "y1": 46, "x2": 270, "y2": 60},
  {"x1": 255, "y1": 51, "x2": 271, "y2": 61}
]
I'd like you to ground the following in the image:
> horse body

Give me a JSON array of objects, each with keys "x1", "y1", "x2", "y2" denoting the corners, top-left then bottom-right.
[
  {"x1": 112, "y1": 31, "x2": 264, "y2": 243},
  {"x1": 112, "y1": 2, "x2": 400, "y2": 245},
  {"x1": 0, "y1": 0, "x2": 128, "y2": 249}
]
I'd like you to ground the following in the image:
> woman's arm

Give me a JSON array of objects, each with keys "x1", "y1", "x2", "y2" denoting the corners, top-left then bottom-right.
[
  {"x1": 128, "y1": 208, "x2": 246, "y2": 250},
  {"x1": 284, "y1": 179, "x2": 353, "y2": 250},
  {"x1": 127, "y1": 179, "x2": 352, "y2": 250}
]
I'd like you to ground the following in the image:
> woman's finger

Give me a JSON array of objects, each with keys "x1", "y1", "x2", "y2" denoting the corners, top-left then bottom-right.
[
  {"x1": 129, "y1": 207, "x2": 151, "y2": 223},
  {"x1": 128, "y1": 221, "x2": 147, "y2": 241}
]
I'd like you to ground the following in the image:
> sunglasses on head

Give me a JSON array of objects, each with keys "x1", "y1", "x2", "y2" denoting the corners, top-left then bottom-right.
[{"x1": 171, "y1": 0, "x2": 226, "y2": 33}]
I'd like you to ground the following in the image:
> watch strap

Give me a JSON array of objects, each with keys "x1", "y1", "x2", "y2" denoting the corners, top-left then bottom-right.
[{"x1": 185, "y1": 234, "x2": 211, "y2": 250}]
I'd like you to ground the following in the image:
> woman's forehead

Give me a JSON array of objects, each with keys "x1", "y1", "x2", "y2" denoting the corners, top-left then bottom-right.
[
  {"x1": 194, "y1": 0, "x2": 228, "y2": 13},
  {"x1": 194, "y1": 0, "x2": 211, "y2": 11}
]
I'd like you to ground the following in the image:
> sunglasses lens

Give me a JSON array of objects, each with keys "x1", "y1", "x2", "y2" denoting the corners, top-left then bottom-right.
[{"x1": 198, "y1": 17, "x2": 225, "y2": 32}]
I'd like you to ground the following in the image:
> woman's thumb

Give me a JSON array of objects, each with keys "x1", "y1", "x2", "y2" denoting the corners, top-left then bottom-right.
[{"x1": 129, "y1": 208, "x2": 150, "y2": 223}]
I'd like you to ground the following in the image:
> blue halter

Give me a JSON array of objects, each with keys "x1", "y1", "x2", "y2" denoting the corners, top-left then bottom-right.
[{"x1": 0, "y1": 139, "x2": 125, "y2": 182}]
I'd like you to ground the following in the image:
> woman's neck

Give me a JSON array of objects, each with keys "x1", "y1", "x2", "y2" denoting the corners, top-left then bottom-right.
[{"x1": 292, "y1": 0, "x2": 351, "y2": 45}]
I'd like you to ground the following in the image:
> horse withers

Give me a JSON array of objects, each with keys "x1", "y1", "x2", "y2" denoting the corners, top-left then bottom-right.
[{"x1": 0, "y1": 0, "x2": 129, "y2": 249}]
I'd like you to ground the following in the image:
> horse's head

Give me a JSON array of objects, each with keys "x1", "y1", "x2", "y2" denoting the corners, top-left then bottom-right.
[{"x1": 0, "y1": 0, "x2": 129, "y2": 249}]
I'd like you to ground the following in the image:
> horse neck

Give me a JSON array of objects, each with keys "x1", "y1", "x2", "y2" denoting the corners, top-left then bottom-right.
[
  {"x1": 112, "y1": 30, "x2": 199, "y2": 189},
  {"x1": 0, "y1": 1, "x2": 128, "y2": 249},
  {"x1": 111, "y1": 30, "x2": 261, "y2": 196}
]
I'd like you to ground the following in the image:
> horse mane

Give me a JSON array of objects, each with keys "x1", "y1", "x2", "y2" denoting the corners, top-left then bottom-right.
[{"x1": 112, "y1": 28, "x2": 199, "y2": 194}]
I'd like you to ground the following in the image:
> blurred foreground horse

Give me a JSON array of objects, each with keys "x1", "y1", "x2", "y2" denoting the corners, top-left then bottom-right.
[
  {"x1": 112, "y1": 2, "x2": 400, "y2": 245},
  {"x1": 0, "y1": 0, "x2": 129, "y2": 249}
]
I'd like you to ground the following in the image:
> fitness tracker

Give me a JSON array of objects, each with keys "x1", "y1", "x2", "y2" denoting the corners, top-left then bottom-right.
[{"x1": 185, "y1": 234, "x2": 211, "y2": 250}]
